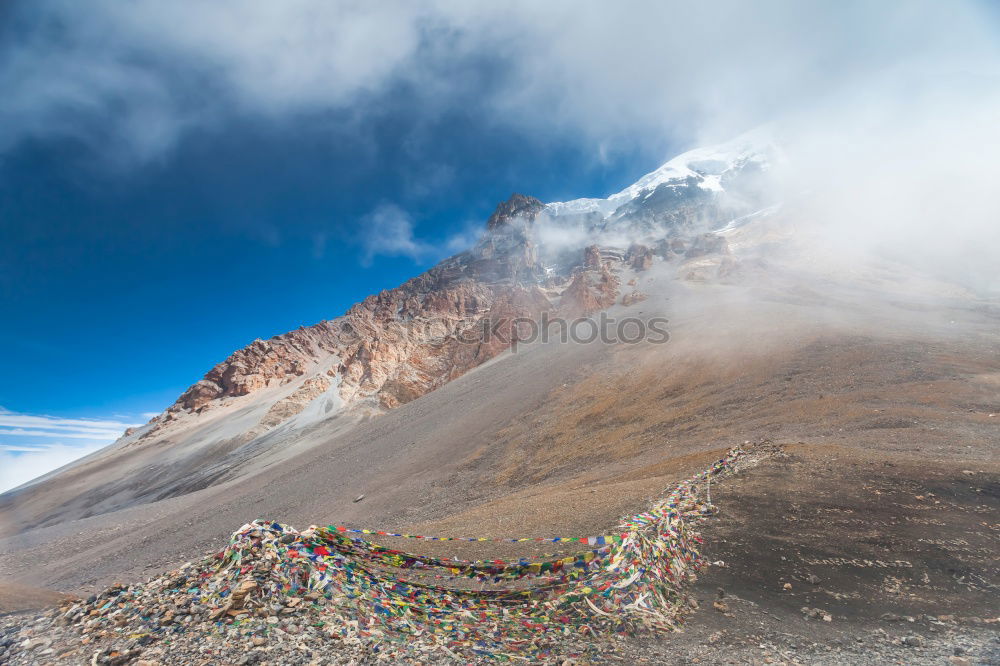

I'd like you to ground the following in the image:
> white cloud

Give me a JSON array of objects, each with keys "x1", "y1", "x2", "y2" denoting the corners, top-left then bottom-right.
[
  {"x1": 3, "y1": 1, "x2": 997, "y2": 163},
  {"x1": 0, "y1": 408, "x2": 139, "y2": 492},
  {"x1": 359, "y1": 203, "x2": 434, "y2": 265},
  {"x1": 443, "y1": 221, "x2": 485, "y2": 254},
  {"x1": 0, "y1": 442, "x2": 108, "y2": 493},
  {"x1": 0, "y1": 410, "x2": 140, "y2": 431},
  {"x1": 0, "y1": 427, "x2": 126, "y2": 439},
  {"x1": 359, "y1": 205, "x2": 491, "y2": 264}
]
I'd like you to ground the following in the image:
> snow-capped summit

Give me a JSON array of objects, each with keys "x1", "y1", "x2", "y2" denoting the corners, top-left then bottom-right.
[{"x1": 546, "y1": 127, "x2": 777, "y2": 222}]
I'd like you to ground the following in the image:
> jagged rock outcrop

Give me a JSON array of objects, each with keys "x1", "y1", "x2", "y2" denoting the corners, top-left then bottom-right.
[
  {"x1": 472, "y1": 195, "x2": 547, "y2": 283},
  {"x1": 375, "y1": 285, "x2": 552, "y2": 408},
  {"x1": 259, "y1": 374, "x2": 333, "y2": 428},
  {"x1": 626, "y1": 244, "x2": 653, "y2": 271},
  {"x1": 560, "y1": 246, "x2": 621, "y2": 316},
  {"x1": 486, "y1": 193, "x2": 545, "y2": 230},
  {"x1": 174, "y1": 326, "x2": 339, "y2": 412}
]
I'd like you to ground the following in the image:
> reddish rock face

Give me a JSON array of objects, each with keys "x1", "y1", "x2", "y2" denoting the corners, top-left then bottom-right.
[
  {"x1": 260, "y1": 374, "x2": 332, "y2": 428},
  {"x1": 334, "y1": 281, "x2": 554, "y2": 409},
  {"x1": 375, "y1": 285, "x2": 553, "y2": 409},
  {"x1": 486, "y1": 193, "x2": 545, "y2": 231},
  {"x1": 173, "y1": 324, "x2": 341, "y2": 412},
  {"x1": 583, "y1": 244, "x2": 603, "y2": 270},
  {"x1": 626, "y1": 244, "x2": 654, "y2": 271},
  {"x1": 560, "y1": 247, "x2": 621, "y2": 316},
  {"x1": 162, "y1": 281, "x2": 557, "y2": 432},
  {"x1": 560, "y1": 268, "x2": 620, "y2": 316}
]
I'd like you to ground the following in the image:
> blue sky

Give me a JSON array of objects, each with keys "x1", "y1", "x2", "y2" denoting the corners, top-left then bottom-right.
[{"x1": 2, "y1": 1, "x2": 998, "y2": 491}]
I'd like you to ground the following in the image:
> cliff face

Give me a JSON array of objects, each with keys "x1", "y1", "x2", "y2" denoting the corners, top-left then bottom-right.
[
  {"x1": 174, "y1": 324, "x2": 341, "y2": 412},
  {"x1": 559, "y1": 245, "x2": 621, "y2": 316}
]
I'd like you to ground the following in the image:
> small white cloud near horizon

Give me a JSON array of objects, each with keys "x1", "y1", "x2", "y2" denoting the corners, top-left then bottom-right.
[
  {"x1": 0, "y1": 407, "x2": 140, "y2": 493},
  {"x1": 359, "y1": 203, "x2": 434, "y2": 265},
  {"x1": 359, "y1": 203, "x2": 487, "y2": 266},
  {"x1": 443, "y1": 220, "x2": 486, "y2": 255}
]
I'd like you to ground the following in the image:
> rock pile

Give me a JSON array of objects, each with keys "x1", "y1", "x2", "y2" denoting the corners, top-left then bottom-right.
[{"x1": 1, "y1": 445, "x2": 775, "y2": 664}]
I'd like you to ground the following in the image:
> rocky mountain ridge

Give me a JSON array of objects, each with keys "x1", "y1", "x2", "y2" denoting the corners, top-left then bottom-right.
[{"x1": 133, "y1": 133, "x2": 776, "y2": 451}]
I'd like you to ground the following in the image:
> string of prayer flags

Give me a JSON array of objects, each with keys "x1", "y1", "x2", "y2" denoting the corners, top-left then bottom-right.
[{"x1": 55, "y1": 444, "x2": 769, "y2": 661}]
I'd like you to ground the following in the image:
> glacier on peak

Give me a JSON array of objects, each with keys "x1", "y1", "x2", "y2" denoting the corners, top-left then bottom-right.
[{"x1": 545, "y1": 127, "x2": 777, "y2": 224}]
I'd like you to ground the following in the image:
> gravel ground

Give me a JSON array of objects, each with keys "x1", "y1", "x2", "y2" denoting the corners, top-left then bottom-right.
[{"x1": 2, "y1": 607, "x2": 997, "y2": 665}]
